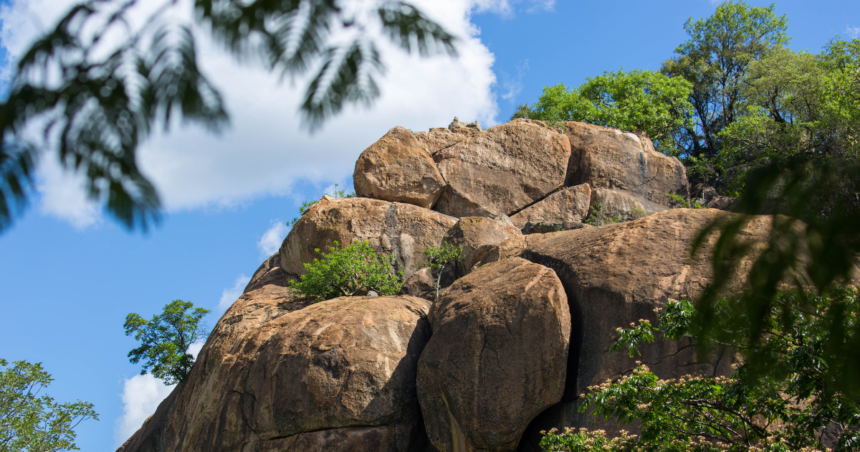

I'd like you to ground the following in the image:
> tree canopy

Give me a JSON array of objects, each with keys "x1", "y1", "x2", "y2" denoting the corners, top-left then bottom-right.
[
  {"x1": 0, "y1": 359, "x2": 98, "y2": 452},
  {"x1": 0, "y1": 0, "x2": 457, "y2": 234},
  {"x1": 124, "y1": 300, "x2": 211, "y2": 385}
]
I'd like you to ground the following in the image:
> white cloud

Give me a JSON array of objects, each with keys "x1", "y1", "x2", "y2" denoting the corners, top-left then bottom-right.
[
  {"x1": 848, "y1": 26, "x2": 860, "y2": 39},
  {"x1": 218, "y1": 274, "x2": 251, "y2": 311},
  {"x1": 114, "y1": 374, "x2": 174, "y2": 448},
  {"x1": 258, "y1": 221, "x2": 290, "y2": 258},
  {"x1": 187, "y1": 341, "x2": 205, "y2": 359},
  {"x1": 526, "y1": 0, "x2": 555, "y2": 13},
  {"x1": 0, "y1": 0, "x2": 505, "y2": 227}
]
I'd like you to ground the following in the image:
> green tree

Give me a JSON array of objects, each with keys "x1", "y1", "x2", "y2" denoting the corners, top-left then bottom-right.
[
  {"x1": 0, "y1": 0, "x2": 457, "y2": 233},
  {"x1": 519, "y1": 70, "x2": 693, "y2": 153},
  {"x1": 0, "y1": 359, "x2": 98, "y2": 452},
  {"x1": 540, "y1": 289, "x2": 860, "y2": 451},
  {"x1": 289, "y1": 241, "x2": 402, "y2": 301},
  {"x1": 422, "y1": 243, "x2": 462, "y2": 299},
  {"x1": 124, "y1": 300, "x2": 211, "y2": 385},
  {"x1": 661, "y1": 1, "x2": 789, "y2": 163}
]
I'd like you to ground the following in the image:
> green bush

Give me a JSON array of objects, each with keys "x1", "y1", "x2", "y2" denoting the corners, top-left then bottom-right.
[
  {"x1": 289, "y1": 241, "x2": 402, "y2": 301},
  {"x1": 540, "y1": 288, "x2": 860, "y2": 451}
]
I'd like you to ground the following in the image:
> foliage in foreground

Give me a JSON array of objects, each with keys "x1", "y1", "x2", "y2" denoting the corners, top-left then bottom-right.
[
  {"x1": 0, "y1": 0, "x2": 456, "y2": 234},
  {"x1": 124, "y1": 300, "x2": 211, "y2": 385},
  {"x1": 289, "y1": 241, "x2": 402, "y2": 301},
  {"x1": 541, "y1": 289, "x2": 860, "y2": 451},
  {"x1": 0, "y1": 359, "x2": 97, "y2": 452}
]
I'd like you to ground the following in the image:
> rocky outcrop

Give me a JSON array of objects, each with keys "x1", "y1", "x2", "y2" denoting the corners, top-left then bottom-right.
[
  {"x1": 441, "y1": 216, "x2": 522, "y2": 273},
  {"x1": 119, "y1": 293, "x2": 432, "y2": 452},
  {"x1": 280, "y1": 196, "x2": 458, "y2": 278},
  {"x1": 434, "y1": 119, "x2": 571, "y2": 218},
  {"x1": 589, "y1": 187, "x2": 669, "y2": 222},
  {"x1": 413, "y1": 127, "x2": 481, "y2": 155},
  {"x1": 398, "y1": 267, "x2": 437, "y2": 302},
  {"x1": 417, "y1": 258, "x2": 570, "y2": 452},
  {"x1": 564, "y1": 122, "x2": 688, "y2": 208},
  {"x1": 353, "y1": 127, "x2": 447, "y2": 209},
  {"x1": 243, "y1": 253, "x2": 295, "y2": 294},
  {"x1": 510, "y1": 184, "x2": 591, "y2": 232}
]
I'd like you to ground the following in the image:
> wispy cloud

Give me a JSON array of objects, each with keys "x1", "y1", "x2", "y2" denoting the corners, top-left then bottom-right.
[
  {"x1": 218, "y1": 274, "x2": 251, "y2": 311},
  {"x1": 526, "y1": 0, "x2": 555, "y2": 13},
  {"x1": 847, "y1": 25, "x2": 860, "y2": 39},
  {"x1": 500, "y1": 59, "x2": 530, "y2": 102}
]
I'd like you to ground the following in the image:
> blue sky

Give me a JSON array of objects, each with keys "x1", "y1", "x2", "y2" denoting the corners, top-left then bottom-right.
[{"x1": 0, "y1": 0, "x2": 858, "y2": 450}]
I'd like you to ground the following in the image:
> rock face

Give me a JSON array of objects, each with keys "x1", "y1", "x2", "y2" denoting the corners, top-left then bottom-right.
[
  {"x1": 510, "y1": 184, "x2": 591, "y2": 232},
  {"x1": 413, "y1": 127, "x2": 481, "y2": 155},
  {"x1": 417, "y1": 258, "x2": 571, "y2": 452},
  {"x1": 512, "y1": 208, "x2": 773, "y2": 449},
  {"x1": 280, "y1": 196, "x2": 458, "y2": 278},
  {"x1": 564, "y1": 122, "x2": 688, "y2": 207},
  {"x1": 118, "y1": 294, "x2": 433, "y2": 452},
  {"x1": 441, "y1": 216, "x2": 522, "y2": 273},
  {"x1": 434, "y1": 119, "x2": 571, "y2": 218},
  {"x1": 398, "y1": 267, "x2": 437, "y2": 302},
  {"x1": 589, "y1": 187, "x2": 669, "y2": 222},
  {"x1": 354, "y1": 127, "x2": 447, "y2": 209}
]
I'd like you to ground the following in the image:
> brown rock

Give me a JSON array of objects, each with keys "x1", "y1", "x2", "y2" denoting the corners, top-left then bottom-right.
[
  {"x1": 417, "y1": 258, "x2": 570, "y2": 452},
  {"x1": 470, "y1": 232, "x2": 567, "y2": 270},
  {"x1": 353, "y1": 127, "x2": 447, "y2": 209},
  {"x1": 398, "y1": 267, "x2": 437, "y2": 302},
  {"x1": 243, "y1": 252, "x2": 296, "y2": 294},
  {"x1": 513, "y1": 209, "x2": 776, "y2": 450},
  {"x1": 589, "y1": 187, "x2": 669, "y2": 223},
  {"x1": 413, "y1": 127, "x2": 481, "y2": 155},
  {"x1": 510, "y1": 184, "x2": 591, "y2": 232},
  {"x1": 708, "y1": 195, "x2": 738, "y2": 211},
  {"x1": 118, "y1": 294, "x2": 432, "y2": 452},
  {"x1": 442, "y1": 216, "x2": 522, "y2": 273},
  {"x1": 564, "y1": 121, "x2": 689, "y2": 206},
  {"x1": 434, "y1": 119, "x2": 571, "y2": 218},
  {"x1": 280, "y1": 196, "x2": 458, "y2": 278}
]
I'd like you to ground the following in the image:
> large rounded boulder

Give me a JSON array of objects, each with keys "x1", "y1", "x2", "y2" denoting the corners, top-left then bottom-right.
[
  {"x1": 280, "y1": 196, "x2": 458, "y2": 278},
  {"x1": 441, "y1": 216, "x2": 522, "y2": 273},
  {"x1": 417, "y1": 258, "x2": 570, "y2": 452},
  {"x1": 353, "y1": 126, "x2": 447, "y2": 209},
  {"x1": 118, "y1": 290, "x2": 433, "y2": 452},
  {"x1": 564, "y1": 121, "x2": 689, "y2": 207},
  {"x1": 434, "y1": 119, "x2": 571, "y2": 218}
]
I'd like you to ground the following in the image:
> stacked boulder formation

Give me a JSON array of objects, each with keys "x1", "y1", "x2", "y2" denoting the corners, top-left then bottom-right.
[{"x1": 119, "y1": 119, "x2": 764, "y2": 452}]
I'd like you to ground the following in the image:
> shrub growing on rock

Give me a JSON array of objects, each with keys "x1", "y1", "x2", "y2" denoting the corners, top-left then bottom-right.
[
  {"x1": 540, "y1": 288, "x2": 860, "y2": 451},
  {"x1": 422, "y1": 243, "x2": 462, "y2": 299},
  {"x1": 290, "y1": 241, "x2": 402, "y2": 301}
]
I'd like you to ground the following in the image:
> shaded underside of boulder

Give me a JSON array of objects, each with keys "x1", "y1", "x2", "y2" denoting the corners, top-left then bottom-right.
[
  {"x1": 118, "y1": 292, "x2": 433, "y2": 452},
  {"x1": 510, "y1": 184, "x2": 591, "y2": 232},
  {"x1": 564, "y1": 121, "x2": 689, "y2": 206},
  {"x1": 442, "y1": 216, "x2": 522, "y2": 273},
  {"x1": 434, "y1": 119, "x2": 571, "y2": 218},
  {"x1": 418, "y1": 258, "x2": 570, "y2": 452},
  {"x1": 353, "y1": 126, "x2": 447, "y2": 209},
  {"x1": 279, "y1": 196, "x2": 458, "y2": 278}
]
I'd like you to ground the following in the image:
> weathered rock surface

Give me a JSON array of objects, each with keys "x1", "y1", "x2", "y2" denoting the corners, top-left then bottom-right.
[
  {"x1": 418, "y1": 258, "x2": 570, "y2": 452},
  {"x1": 413, "y1": 127, "x2": 481, "y2": 155},
  {"x1": 510, "y1": 184, "x2": 591, "y2": 232},
  {"x1": 564, "y1": 121, "x2": 689, "y2": 207},
  {"x1": 442, "y1": 216, "x2": 522, "y2": 273},
  {"x1": 512, "y1": 208, "x2": 775, "y2": 450},
  {"x1": 470, "y1": 232, "x2": 564, "y2": 270},
  {"x1": 434, "y1": 119, "x2": 571, "y2": 218},
  {"x1": 354, "y1": 127, "x2": 447, "y2": 209},
  {"x1": 589, "y1": 187, "x2": 669, "y2": 222},
  {"x1": 243, "y1": 253, "x2": 296, "y2": 294},
  {"x1": 280, "y1": 196, "x2": 458, "y2": 278},
  {"x1": 398, "y1": 267, "x2": 437, "y2": 302},
  {"x1": 118, "y1": 292, "x2": 433, "y2": 452}
]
